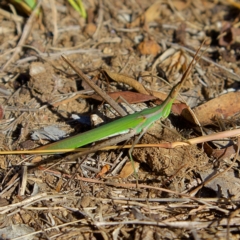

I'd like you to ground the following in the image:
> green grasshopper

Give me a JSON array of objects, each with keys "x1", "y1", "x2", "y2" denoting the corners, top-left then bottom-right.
[{"x1": 36, "y1": 43, "x2": 203, "y2": 163}]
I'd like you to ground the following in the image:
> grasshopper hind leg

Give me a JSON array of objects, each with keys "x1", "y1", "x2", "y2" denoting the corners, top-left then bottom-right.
[{"x1": 128, "y1": 123, "x2": 153, "y2": 187}]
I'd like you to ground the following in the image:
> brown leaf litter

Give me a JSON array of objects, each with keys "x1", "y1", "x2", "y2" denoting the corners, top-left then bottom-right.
[{"x1": 0, "y1": 0, "x2": 240, "y2": 239}]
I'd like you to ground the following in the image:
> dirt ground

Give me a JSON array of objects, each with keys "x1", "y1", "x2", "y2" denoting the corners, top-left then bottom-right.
[{"x1": 0, "y1": 0, "x2": 240, "y2": 239}]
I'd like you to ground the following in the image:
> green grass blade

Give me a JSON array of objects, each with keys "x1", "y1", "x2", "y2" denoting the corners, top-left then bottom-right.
[
  {"x1": 68, "y1": 0, "x2": 87, "y2": 18},
  {"x1": 10, "y1": 0, "x2": 40, "y2": 16}
]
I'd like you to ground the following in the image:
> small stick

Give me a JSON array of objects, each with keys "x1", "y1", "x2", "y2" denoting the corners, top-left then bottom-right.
[{"x1": 61, "y1": 55, "x2": 127, "y2": 117}]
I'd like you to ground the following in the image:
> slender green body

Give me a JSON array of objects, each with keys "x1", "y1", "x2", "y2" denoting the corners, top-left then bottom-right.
[
  {"x1": 37, "y1": 38, "x2": 203, "y2": 153},
  {"x1": 37, "y1": 112, "x2": 144, "y2": 151},
  {"x1": 37, "y1": 84, "x2": 177, "y2": 152}
]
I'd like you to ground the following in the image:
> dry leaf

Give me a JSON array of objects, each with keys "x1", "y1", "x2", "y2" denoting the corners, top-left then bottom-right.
[
  {"x1": 117, "y1": 161, "x2": 140, "y2": 179},
  {"x1": 103, "y1": 69, "x2": 182, "y2": 102},
  {"x1": 96, "y1": 164, "x2": 111, "y2": 178},
  {"x1": 103, "y1": 70, "x2": 149, "y2": 95},
  {"x1": 137, "y1": 39, "x2": 161, "y2": 56},
  {"x1": 182, "y1": 92, "x2": 240, "y2": 126},
  {"x1": 204, "y1": 143, "x2": 238, "y2": 160},
  {"x1": 90, "y1": 91, "x2": 156, "y2": 104}
]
